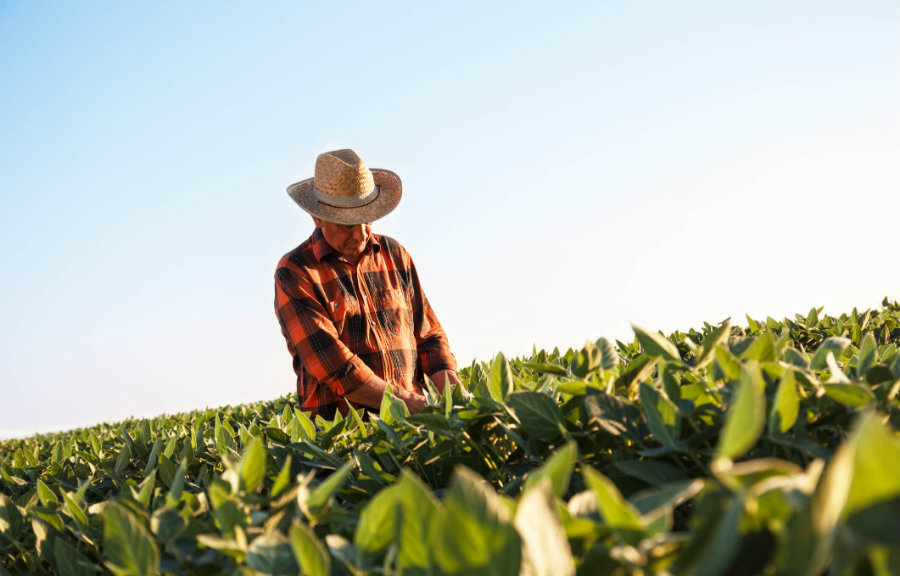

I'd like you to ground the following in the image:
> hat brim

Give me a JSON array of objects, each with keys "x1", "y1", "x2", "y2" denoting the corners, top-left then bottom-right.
[{"x1": 287, "y1": 169, "x2": 402, "y2": 225}]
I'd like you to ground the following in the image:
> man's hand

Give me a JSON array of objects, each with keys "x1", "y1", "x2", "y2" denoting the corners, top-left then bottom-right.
[
  {"x1": 345, "y1": 374, "x2": 428, "y2": 415},
  {"x1": 429, "y1": 369, "x2": 461, "y2": 392}
]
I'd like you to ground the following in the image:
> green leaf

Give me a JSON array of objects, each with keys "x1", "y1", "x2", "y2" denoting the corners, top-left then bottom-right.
[
  {"x1": 523, "y1": 441, "x2": 577, "y2": 497},
  {"x1": 37, "y1": 479, "x2": 59, "y2": 507},
  {"x1": 856, "y1": 332, "x2": 877, "y2": 376},
  {"x1": 714, "y1": 346, "x2": 742, "y2": 381},
  {"x1": 741, "y1": 333, "x2": 776, "y2": 363},
  {"x1": 150, "y1": 507, "x2": 186, "y2": 544},
  {"x1": 583, "y1": 390, "x2": 647, "y2": 443},
  {"x1": 769, "y1": 368, "x2": 799, "y2": 435},
  {"x1": 164, "y1": 459, "x2": 185, "y2": 507},
  {"x1": 289, "y1": 521, "x2": 330, "y2": 576},
  {"x1": 270, "y1": 455, "x2": 292, "y2": 498},
  {"x1": 379, "y1": 385, "x2": 409, "y2": 425},
  {"x1": 247, "y1": 531, "x2": 299, "y2": 576},
  {"x1": 632, "y1": 325, "x2": 681, "y2": 362},
  {"x1": 823, "y1": 383, "x2": 875, "y2": 406},
  {"x1": 716, "y1": 361, "x2": 766, "y2": 461},
  {"x1": 355, "y1": 481, "x2": 402, "y2": 555},
  {"x1": 842, "y1": 413, "x2": 900, "y2": 518},
  {"x1": 639, "y1": 383, "x2": 680, "y2": 448},
  {"x1": 507, "y1": 391, "x2": 567, "y2": 441},
  {"x1": 810, "y1": 337, "x2": 851, "y2": 370},
  {"x1": 672, "y1": 495, "x2": 743, "y2": 576},
  {"x1": 694, "y1": 320, "x2": 731, "y2": 369},
  {"x1": 52, "y1": 537, "x2": 94, "y2": 576},
  {"x1": 615, "y1": 459, "x2": 688, "y2": 488},
  {"x1": 435, "y1": 466, "x2": 521, "y2": 576},
  {"x1": 103, "y1": 501, "x2": 160, "y2": 576},
  {"x1": 305, "y1": 460, "x2": 354, "y2": 517},
  {"x1": 209, "y1": 479, "x2": 245, "y2": 539},
  {"x1": 238, "y1": 436, "x2": 267, "y2": 493},
  {"x1": 595, "y1": 337, "x2": 620, "y2": 370},
  {"x1": 582, "y1": 465, "x2": 644, "y2": 543},
  {"x1": 294, "y1": 410, "x2": 316, "y2": 441},
  {"x1": 514, "y1": 479, "x2": 575, "y2": 576},
  {"x1": 489, "y1": 352, "x2": 514, "y2": 401}
]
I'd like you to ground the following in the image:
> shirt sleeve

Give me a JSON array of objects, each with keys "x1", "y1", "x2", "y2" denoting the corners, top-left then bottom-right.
[
  {"x1": 405, "y1": 252, "x2": 458, "y2": 377},
  {"x1": 274, "y1": 264, "x2": 375, "y2": 397}
]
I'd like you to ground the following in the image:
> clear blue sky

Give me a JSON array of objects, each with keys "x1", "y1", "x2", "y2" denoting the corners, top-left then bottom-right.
[{"x1": 1, "y1": 1, "x2": 898, "y2": 437}]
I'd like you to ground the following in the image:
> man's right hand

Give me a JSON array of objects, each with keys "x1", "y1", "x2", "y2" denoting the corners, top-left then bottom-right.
[{"x1": 345, "y1": 374, "x2": 428, "y2": 415}]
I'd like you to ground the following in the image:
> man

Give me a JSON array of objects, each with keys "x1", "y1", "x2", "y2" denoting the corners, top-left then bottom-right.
[{"x1": 274, "y1": 149, "x2": 459, "y2": 419}]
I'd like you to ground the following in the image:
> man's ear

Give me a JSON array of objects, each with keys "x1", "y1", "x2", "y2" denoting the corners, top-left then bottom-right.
[{"x1": 311, "y1": 216, "x2": 323, "y2": 228}]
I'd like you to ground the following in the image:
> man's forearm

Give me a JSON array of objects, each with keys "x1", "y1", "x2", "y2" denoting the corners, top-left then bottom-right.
[
  {"x1": 345, "y1": 374, "x2": 427, "y2": 414},
  {"x1": 428, "y1": 369, "x2": 460, "y2": 392}
]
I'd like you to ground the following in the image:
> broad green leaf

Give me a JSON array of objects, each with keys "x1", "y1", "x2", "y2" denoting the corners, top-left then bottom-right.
[
  {"x1": 142, "y1": 439, "x2": 160, "y2": 477},
  {"x1": 209, "y1": 479, "x2": 245, "y2": 538},
  {"x1": 136, "y1": 473, "x2": 156, "y2": 509},
  {"x1": 379, "y1": 385, "x2": 409, "y2": 425},
  {"x1": 435, "y1": 466, "x2": 521, "y2": 576},
  {"x1": 523, "y1": 441, "x2": 577, "y2": 497},
  {"x1": 164, "y1": 459, "x2": 185, "y2": 507},
  {"x1": 583, "y1": 391, "x2": 647, "y2": 443},
  {"x1": 856, "y1": 332, "x2": 877, "y2": 376},
  {"x1": 270, "y1": 455, "x2": 292, "y2": 498},
  {"x1": 842, "y1": 413, "x2": 900, "y2": 518},
  {"x1": 615, "y1": 459, "x2": 688, "y2": 488},
  {"x1": 595, "y1": 337, "x2": 620, "y2": 370},
  {"x1": 37, "y1": 479, "x2": 58, "y2": 507},
  {"x1": 741, "y1": 333, "x2": 776, "y2": 363},
  {"x1": 52, "y1": 537, "x2": 94, "y2": 576},
  {"x1": 514, "y1": 479, "x2": 575, "y2": 576},
  {"x1": 238, "y1": 436, "x2": 267, "y2": 493},
  {"x1": 294, "y1": 410, "x2": 316, "y2": 441},
  {"x1": 694, "y1": 320, "x2": 731, "y2": 369},
  {"x1": 63, "y1": 492, "x2": 89, "y2": 528},
  {"x1": 672, "y1": 495, "x2": 743, "y2": 576},
  {"x1": 714, "y1": 346, "x2": 742, "y2": 381},
  {"x1": 582, "y1": 466, "x2": 644, "y2": 543},
  {"x1": 507, "y1": 391, "x2": 567, "y2": 441},
  {"x1": 305, "y1": 460, "x2": 354, "y2": 517},
  {"x1": 769, "y1": 368, "x2": 799, "y2": 434},
  {"x1": 810, "y1": 337, "x2": 851, "y2": 370},
  {"x1": 103, "y1": 501, "x2": 159, "y2": 576},
  {"x1": 394, "y1": 470, "x2": 440, "y2": 571},
  {"x1": 355, "y1": 481, "x2": 402, "y2": 555},
  {"x1": 716, "y1": 361, "x2": 766, "y2": 461},
  {"x1": 150, "y1": 507, "x2": 186, "y2": 543},
  {"x1": 639, "y1": 383, "x2": 680, "y2": 448},
  {"x1": 632, "y1": 325, "x2": 681, "y2": 362},
  {"x1": 289, "y1": 521, "x2": 330, "y2": 576},
  {"x1": 489, "y1": 352, "x2": 514, "y2": 401},
  {"x1": 247, "y1": 532, "x2": 299, "y2": 576},
  {"x1": 823, "y1": 383, "x2": 875, "y2": 406}
]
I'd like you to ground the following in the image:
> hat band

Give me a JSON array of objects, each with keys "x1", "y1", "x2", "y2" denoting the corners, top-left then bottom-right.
[{"x1": 313, "y1": 185, "x2": 380, "y2": 208}]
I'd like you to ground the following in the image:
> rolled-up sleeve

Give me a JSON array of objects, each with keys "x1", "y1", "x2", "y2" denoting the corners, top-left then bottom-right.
[
  {"x1": 406, "y1": 256, "x2": 457, "y2": 377},
  {"x1": 274, "y1": 266, "x2": 375, "y2": 397}
]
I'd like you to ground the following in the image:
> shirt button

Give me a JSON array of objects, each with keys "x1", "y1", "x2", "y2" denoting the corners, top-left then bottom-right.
[{"x1": 370, "y1": 320, "x2": 376, "y2": 326}]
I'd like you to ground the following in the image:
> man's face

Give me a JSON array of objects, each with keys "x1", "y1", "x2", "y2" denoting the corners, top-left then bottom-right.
[{"x1": 313, "y1": 217, "x2": 373, "y2": 259}]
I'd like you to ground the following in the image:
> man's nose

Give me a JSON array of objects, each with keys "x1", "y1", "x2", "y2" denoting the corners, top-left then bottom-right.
[{"x1": 350, "y1": 224, "x2": 367, "y2": 241}]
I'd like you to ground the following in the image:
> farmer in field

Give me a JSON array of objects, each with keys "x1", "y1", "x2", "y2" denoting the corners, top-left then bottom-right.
[{"x1": 274, "y1": 149, "x2": 459, "y2": 419}]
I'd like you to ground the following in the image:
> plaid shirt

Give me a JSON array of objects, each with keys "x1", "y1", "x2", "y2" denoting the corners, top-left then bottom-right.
[{"x1": 274, "y1": 228, "x2": 456, "y2": 419}]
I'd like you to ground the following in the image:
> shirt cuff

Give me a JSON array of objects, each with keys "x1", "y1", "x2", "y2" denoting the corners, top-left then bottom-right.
[
  {"x1": 420, "y1": 347, "x2": 457, "y2": 378},
  {"x1": 326, "y1": 355, "x2": 376, "y2": 397}
]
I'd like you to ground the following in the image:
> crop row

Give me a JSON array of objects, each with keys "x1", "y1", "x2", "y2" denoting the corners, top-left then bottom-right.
[{"x1": 1, "y1": 300, "x2": 899, "y2": 575}]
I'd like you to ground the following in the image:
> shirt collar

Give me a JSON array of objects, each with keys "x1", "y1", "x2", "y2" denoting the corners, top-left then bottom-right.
[{"x1": 310, "y1": 227, "x2": 381, "y2": 263}]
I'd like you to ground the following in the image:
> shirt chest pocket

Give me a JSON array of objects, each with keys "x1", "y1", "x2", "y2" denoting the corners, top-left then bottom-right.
[
  {"x1": 371, "y1": 289, "x2": 414, "y2": 337},
  {"x1": 327, "y1": 298, "x2": 362, "y2": 341}
]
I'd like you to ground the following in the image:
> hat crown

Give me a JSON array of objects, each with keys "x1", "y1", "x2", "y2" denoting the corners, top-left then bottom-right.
[{"x1": 314, "y1": 149, "x2": 375, "y2": 198}]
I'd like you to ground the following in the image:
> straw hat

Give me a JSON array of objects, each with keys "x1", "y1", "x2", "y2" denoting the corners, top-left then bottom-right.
[{"x1": 286, "y1": 149, "x2": 402, "y2": 225}]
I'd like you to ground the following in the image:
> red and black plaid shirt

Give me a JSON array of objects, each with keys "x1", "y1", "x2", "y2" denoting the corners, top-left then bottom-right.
[{"x1": 274, "y1": 228, "x2": 456, "y2": 419}]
